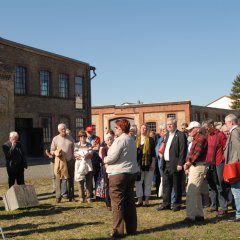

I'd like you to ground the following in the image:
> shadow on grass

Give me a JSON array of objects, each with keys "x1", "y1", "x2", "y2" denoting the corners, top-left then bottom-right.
[
  {"x1": 4, "y1": 221, "x2": 104, "y2": 238},
  {"x1": 68, "y1": 237, "x2": 111, "y2": 240},
  {"x1": 136, "y1": 216, "x2": 227, "y2": 235},
  {"x1": 0, "y1": 204, "x2": 93, "y2": 220}
]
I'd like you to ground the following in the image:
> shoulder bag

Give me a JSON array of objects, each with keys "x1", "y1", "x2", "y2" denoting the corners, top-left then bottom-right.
[{"x1": 223, "y1": 129, "x2": 240, "y2": 184}]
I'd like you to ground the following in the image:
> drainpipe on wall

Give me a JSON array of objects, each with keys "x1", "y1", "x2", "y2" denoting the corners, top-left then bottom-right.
[{"x1": 90, "y1": 66, "x2": 96, "y2": 80}]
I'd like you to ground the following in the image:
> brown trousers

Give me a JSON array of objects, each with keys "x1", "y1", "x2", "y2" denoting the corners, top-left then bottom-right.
[{"x1": 109, "y1": 173, "x2": 137, "y2": 235}]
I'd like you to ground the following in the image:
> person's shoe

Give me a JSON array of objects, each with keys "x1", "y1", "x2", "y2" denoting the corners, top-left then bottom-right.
[
  {"x1": 86, "y1": 199, "x2": 92, "y2": 203},
  {"x1": 135, "y1": 202, "x2": 143, "y2": 207},
  {"x1": 79, "y1": 198, "x2": 85, "y2": 203},
  {"x1": 172, "y1": 206, "x2": 181, "y2": 212},
  {"x1": 143, "y1": 200, "x2": 149, "y2": 207},
  {"x1": 195, "y1": 216, "x2": 205, "y2": 222},
  {"x1": 157, "y1": 204, "x2": 171, "y2": 211},
  {"x1": 207, "y1": 207, "x2": 217, "y2": 213},
  {"x1": 62, "y1": 195, "x2": 68, "y2": 199},
  {"x1": 69, "y1": 198, "x2": 77, "y2": 202},
  {"x1": 56, "y1": 198, "x2": 61, "y2": 203},
  {"x1": 217, "y1": 209, "x2": 227, "y2": 217},
  {"x1": 110, "y1": 231, "x2": 123, "y2": 239},
  {"x1": 228, "y1": 217, "x2": 240, "y2": 222},
  {"x1": 143, "y1": 203, "x2": 150, "y2": 207},
  {"x1": 182, "y1": 217, "x2": 195, "y2": 224},
  {"x1": 127, "y1": 231, "x2": 137, "y2": 236}
]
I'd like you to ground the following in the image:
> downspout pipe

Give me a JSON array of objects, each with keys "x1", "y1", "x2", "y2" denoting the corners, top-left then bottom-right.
[{"x1": 90, "y1": 66, "x2": 96, "y2": 80}]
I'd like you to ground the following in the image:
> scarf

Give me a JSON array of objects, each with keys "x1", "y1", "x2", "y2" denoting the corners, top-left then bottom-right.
[{"x1": 136, "y1": 135, "x2": 151, "y2": 167}]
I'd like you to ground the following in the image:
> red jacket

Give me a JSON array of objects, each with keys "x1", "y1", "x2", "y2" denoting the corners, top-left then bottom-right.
[{"x1": 206, "y1": 129, "x2": 226, "y2": 165}]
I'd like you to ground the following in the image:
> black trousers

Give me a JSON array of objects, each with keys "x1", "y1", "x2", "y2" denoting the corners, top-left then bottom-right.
[
  {"x1": 7, "y1": 167, "x2": 25, "y2": 188},
  {"x1": 162, "y1": 162, "x2": 183, "y2": 207}
]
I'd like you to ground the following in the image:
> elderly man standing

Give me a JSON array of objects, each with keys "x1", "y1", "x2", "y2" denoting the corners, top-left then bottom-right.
[
  {"x1": 184, "y1": 121, "x2": 208, "y2": 222},
  {"x1": 50, "y1": 123, "x2": 75, "y2": 203},
  {"x1": 157, "y1": 117, "x2": 187, "y2": 212},
  {"x1": 224, "y1": 114, "x2": 240, "y2": 222},
  {"x1": 2, "y1": 131, "x2": 28, "y2": 188}
]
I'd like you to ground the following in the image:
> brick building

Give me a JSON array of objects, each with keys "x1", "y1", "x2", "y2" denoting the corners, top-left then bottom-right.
[
  {"x1": 92, "y1": 101, "x2": 239, "y2": 140},
  {"x1": 0, "y1": 37, "x2": 96, "y2": 164}
]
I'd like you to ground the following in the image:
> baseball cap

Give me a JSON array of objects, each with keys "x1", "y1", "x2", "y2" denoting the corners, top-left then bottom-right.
[
  {"x1": 86, "y1": 126, "x2": 93, "y2": 132},
  {"x1": 186, "y1": 121, "x2": 201, "y2": 130}
]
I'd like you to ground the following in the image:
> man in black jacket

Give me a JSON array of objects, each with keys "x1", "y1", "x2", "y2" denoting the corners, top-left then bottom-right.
[
  {"x1": 157, "y1": 117, "x2": 187, "y2": 212},
  {"x1": 2, "y1": 131, "x2": 27, "y2": 188}
]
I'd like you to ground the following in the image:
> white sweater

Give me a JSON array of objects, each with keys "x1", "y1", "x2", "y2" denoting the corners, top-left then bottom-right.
[{"x1": 104, "y1": 133, "x2": 139, "y2": 174}]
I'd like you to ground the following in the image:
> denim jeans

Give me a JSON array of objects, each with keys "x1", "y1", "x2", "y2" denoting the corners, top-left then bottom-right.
[{"x1": 231, "y1": 181, "x2": 240, "y2": 219}]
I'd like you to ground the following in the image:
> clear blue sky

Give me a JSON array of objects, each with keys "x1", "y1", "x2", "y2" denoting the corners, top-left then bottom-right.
[{"x1": 1, "y1": 0, "x2": 239, "y2": 106}]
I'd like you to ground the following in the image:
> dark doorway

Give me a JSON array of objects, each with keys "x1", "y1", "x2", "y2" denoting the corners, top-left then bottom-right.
[{"x1": 15, "y1": 118, "x2": 43, "y2": 157}]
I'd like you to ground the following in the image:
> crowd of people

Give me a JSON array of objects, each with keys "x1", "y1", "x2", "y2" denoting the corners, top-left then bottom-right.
[{"x1": 2, "y1": 113, "x2": 240, "y2": 238}]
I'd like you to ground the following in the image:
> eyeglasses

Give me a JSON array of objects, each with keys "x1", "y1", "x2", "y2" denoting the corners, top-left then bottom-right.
[{"x1": 79, "y1": 135, "x2": 87, "y2": 138}]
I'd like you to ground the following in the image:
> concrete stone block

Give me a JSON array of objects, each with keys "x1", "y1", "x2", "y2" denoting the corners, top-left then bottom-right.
[{"x1": 2, "y1": 185, "x2": 39, "y2": 211}]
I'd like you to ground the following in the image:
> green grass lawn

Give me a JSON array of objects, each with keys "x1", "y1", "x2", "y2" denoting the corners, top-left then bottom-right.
[{"x1": 0, "y1": 178, "x2": 239, "y2": 240}]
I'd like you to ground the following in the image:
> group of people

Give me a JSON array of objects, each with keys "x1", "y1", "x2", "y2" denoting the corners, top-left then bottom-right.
[
  {"x1": 2, "y1": 113, "x2": 240, "y2": 238},
  {"x1": 153, "y1": 114, "x2": 239, "y2": 224}
]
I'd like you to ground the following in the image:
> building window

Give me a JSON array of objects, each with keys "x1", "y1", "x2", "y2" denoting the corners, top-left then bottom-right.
[
  {"x1": 40, "y1": 71, "x2": 50, "y2": 96},
  {"x1": 42, "y1": 117, "x2": 52, "y2": 143},
  {"x1": 222, "y1": 115, "x2": 226, "y2": 122},
  {"x1": 146, "y1": 122, "x2": 156, "y2": 132},
  {"x1": 15, "y1": 67, "x2": 26, "y2": 95},
  {"x1": 92, "y1": 125, "x2": 97, "y2": 135},
  {"x1": 216, "y1": 114, "x2": 221, "y2": 122},
  {"x1": 75, "y1": 76, "x2": 83, "y2": 109},
  {"x1": 59, "y1": 74, "x2": 68, "y2": 98},
  {"x1": 194, "y1": 112, "x2": 201, "y2": 122},
  {"x1": 167, "y1": 113, "x2": 176, "y2": 119},
  {"x1": 76, "y1": 117, "x2": 84, "y2": 139},
  {"x1": 203, "y1": 112, "x2": 208, "y2": 120}
]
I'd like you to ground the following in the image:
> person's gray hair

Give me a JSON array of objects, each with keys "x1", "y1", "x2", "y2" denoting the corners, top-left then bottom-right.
[
  {"x1": 9, "y1": 131, "x2": 19, "y2": 139},
  {"x1": 66, "y1": 129, "x2": 71, "y2": 135},
  {"x1": 159, "y1": 123, "x2": 167, "y2": 130},
  {"x1": 58, "y1": 123, "x2": 66, "y2": 131},
  {"x1": 225, "y1": 114, "x2": 238, "y2": 124},
  {"x1": 167, "y1": 117, "x2": 177, "y2": 125},
  {"x1": 104, "y1": 133, "x2": 113, "y2": 141}
]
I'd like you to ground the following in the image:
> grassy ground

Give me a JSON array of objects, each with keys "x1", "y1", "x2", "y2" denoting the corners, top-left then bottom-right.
[{"x1": 0, "y1": 179, "x2": 239, "y2": 240}]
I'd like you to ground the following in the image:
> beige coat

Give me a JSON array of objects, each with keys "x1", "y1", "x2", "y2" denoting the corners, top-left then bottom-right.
[{"x1": 54, "y1": 149, "x2": 69, "y2": 179}]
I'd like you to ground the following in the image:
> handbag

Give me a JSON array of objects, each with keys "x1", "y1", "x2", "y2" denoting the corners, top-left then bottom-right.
[
  {"x1": 158, "y1": 141, "x2": 165, "y2": 156},
  {"x1": 223, "y1": 162, "x2": 240, "y2": 184},
  {"x1": 223, "y1": 128, "x2": 240, "y2": 184},
  {"x1": 206, "y1": 132, "x2": 219, "y2": 184}
]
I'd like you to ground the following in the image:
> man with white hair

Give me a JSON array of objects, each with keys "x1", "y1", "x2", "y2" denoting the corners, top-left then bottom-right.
[
  {"x1": 157, "y1": 117, "x2": 187, "y2": 212},
  {"x1": 224, "y1": 114, "x2": 240, "y2": 222},
  {"x1": 2, "y1": 131, "x2": 28, "y2": 188},
  {"x1": 184, "y1": 121, "x2": 208, "y2": 222},
  {"x1": 50, "y1": 123, "x2": 75, "y2": 203}
]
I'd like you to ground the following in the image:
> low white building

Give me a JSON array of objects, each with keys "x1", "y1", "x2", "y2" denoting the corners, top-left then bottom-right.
[{"x1": 206, "y1": 96, "x2": 234, "y2": 110}]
